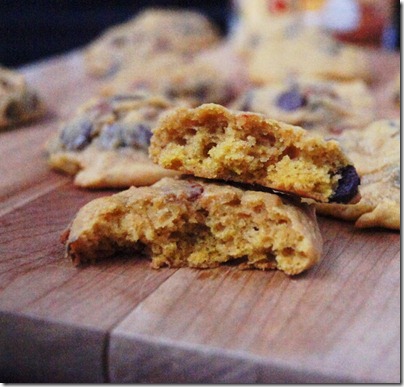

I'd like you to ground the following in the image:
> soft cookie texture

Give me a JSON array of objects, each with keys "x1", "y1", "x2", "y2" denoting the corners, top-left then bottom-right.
[
  {"x1": 316, "y1": 120, "x2": 400, "y2": 230},
  {"x1": 246, "y1": 24, "x2": 370, "y2": 84},
  {"x1": 63, "y1": 177, "x2": 323, "y2": 275},
  {"x1": 46, "y1": 91, "x2": 183, "y2": 188},
  {"x1": 0, "y1": 66, "x2": 44, "y2": 129},
  {"x1": 233, "y1": 79, "x2": 375, "y2": 137},
  {"x1": 84, "y1": 8, "x2": 220, "y2": 78},
  {"x1": 149, "y1": 103, "x2": 360, "y2": 203},
  {"x1": 102, "y1": 54, "x2": 242, "y2": 108}
]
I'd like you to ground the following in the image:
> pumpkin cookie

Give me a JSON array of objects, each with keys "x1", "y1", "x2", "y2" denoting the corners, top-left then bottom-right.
[
  {"x1": 247, "y1": 25, "x2": 370, "y2": 84},
  {"x1": 46, "y1": 91, "x2": 184, "y2": 188},
  {"x1": 102, "y1": 52, "x2": 244, "y2": 107},
  {"x1": 149, "y1": 103, "x2": 360, "y2": 203},
  {"x1": 233, "y1": 79, "x2": 375, "y2": 137},
  {"x1": 84, "y1": 8, "x2": 220, "y2": 78},
  {"x1": 0, "y1": 66, "x2": 44, "y2": 129},
  {"x1": 63, "y1": 177, "x2": 323, "y2": 275},
  {"x1": 316, "y1": 120, "x2": 400, "y2": 230}
]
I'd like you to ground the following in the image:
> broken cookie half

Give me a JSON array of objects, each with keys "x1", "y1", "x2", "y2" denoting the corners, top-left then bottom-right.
[
  {"x1": 63, "y1": 177, "x2": 323, "y2": 275},
  {"x1": 149, "y1": 103, "x2": 360, "y2": 203}
]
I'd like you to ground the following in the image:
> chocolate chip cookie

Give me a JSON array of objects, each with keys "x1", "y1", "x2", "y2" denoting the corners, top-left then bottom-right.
[
  {"x1": 101, "y1": 52, "x2": 244, "y2": 108},
  {"x1": 149, "y1": 103, "x2": 360, "y2": 203},
  {"x1": 84, "y1": 8, "x2": 220, "y2": 78},
  {"x1": 63, "y1": 177, "x2": 323, "y2": 275},
  {"x1": 46, "y1": 91, "x2": 185, "y2": 188},
  {"x1": 233, "y1": 79, "x2": 375, "y2": 137},
  {"x1": 247, "y1": 25, "x2": 370, "y2": 84},
  {"x1": 316, "y1": 120, "x2": 400, "y2": 229},
  {"x1": 0, "y1": 66, "x2": 44, "y2": 129}
]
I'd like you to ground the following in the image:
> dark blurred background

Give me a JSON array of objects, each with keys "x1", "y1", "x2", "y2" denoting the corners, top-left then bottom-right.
[
  {"x1": 0, "y1": 0, "x2": 399, "y2": 68},
  {"x1": 0, "y1": 0, "x2": 232, "y2": 68}
]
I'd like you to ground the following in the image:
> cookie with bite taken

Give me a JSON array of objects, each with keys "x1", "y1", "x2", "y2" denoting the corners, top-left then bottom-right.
[
  {"x1": 149, "y1": 103, "x2": 361, "y2": 203},
  {"x1": 63, "y1": 176, "x2": 323, "y2": 275}
]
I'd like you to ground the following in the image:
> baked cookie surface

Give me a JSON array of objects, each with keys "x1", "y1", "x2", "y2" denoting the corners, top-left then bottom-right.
[
  {"x1": 84, "y1": 8, "x2": 220, "y2": 78},
  {"x1": 0, "y1": 66, "x2": 44, "y2": 129},
  {"x1": 247, "y1": 25, "x2": 370, "y2": 84},
  {"x1": 316, "y1": 120, "x2": 400, "y2": 229},
  {"x1": 46, "y1": 91, "x2": 183, "y2": 188},
  {"x1": 233, "y1": 79, "x2": 375, "y2": 137},
  {"x1": 102, "y1": 52, "x2": 244, "y2": 108},
  {"x1": 64, "y1": 177, "x2": 323, "y2": 275},
  {"x1": 150, "y1": 103, "x2": 360, "y2": 203}
]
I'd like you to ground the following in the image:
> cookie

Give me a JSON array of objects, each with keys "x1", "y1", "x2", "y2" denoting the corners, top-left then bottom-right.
[
  {"x1": 233, "y1": 79, "x2": 375, "y2": 137},
  {"x1": 316, "y1": 120, "x2": 400, "y2": 229},
  {"x1": 149, "y1": 103, "x2": 360, "y2": 203},
  {"x1": 247, "y1": 25, "x2": 370, "y2": 84},
  {"x1": 101, "y1": 52, "x2": 244, "y2": 107},
  {"x1": 0, "y1": 66, "x2": 44, "y2": 129},
  {"x1": 84, "y1": 8, "x2": 220, "y2": 78},
  {"x1": 63, "y1": 177, "x2": 323, "y2": 275},
  {"x1": 46, "y1": 91, "x2": 184, "y2": 188}
]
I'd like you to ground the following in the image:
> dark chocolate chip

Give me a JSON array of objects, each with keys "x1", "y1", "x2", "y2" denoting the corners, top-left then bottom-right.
[
  {"x1": 329, "y1": 165, "x2": 360, "y2": 203},
  {"x1": 0, "y1": 77, "x2": 11, "y2": 90},
  {"x1": 60, "y1": 117, "x2": 94, "y2": 151},
  {"x1": 4, "y1": 100, "x2": 21, "y2": 121},
  {"x1": 187, "y1": 183, "x2": 204, "y2": 201},
  {"x1": 392, "y1": 167, "x2": 400, "y2": 188},
  {"x1": 98, "y1": 124, "x2": 124, "y2": 149},
  {"x1": 276, "y1": 88, "x2": 307, "y2": 111},
  {"x1": 110, "y1": 94, "x2": 145, "y2": 102},
  {"x1": 122, "y1": 123, "x2": 152, "y2": 149},
  {"x1": 23, "y1": 91, "x2": 39, "y2": 111}
]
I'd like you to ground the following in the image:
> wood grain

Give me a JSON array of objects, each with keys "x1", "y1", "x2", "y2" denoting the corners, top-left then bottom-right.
[
  {"x1": 0, "y1": 48, "x2": 400, "y2": 383},
  {"x1": 108, "y1": 219, "x2": 399, "y2": 383}
]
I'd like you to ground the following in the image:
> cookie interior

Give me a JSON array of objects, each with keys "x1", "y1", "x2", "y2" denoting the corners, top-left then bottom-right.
[
  {"x1": 66, "y1": 178, "x2": 322, "y2": 275},
  {"x1": 150, "y1": 103, "x2": 356, "y2": 203}
]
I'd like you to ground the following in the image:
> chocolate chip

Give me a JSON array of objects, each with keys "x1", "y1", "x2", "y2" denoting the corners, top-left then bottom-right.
[
  {"x1": 4, "y1": 100, "x2": 21, "y2": 121},
  {"x1": 392, "y1": 167, "x2": 400, "y2": 188},
  {"x1": 60, "y1": 117, "x2": 94, "y2": 151},
  {"x1": 110, "y1": 94, "x2": 145, "y2": 103},
  {"x1": 0, "y1": 77, "x2": 11, "y2": 90},
  {"x1": 329, "y1": 165, "x2": 360, "y2": 203},
  {"x1": 276, "y1": 88, "x2": 306, "y2": 111},
  {"x1": 187, "y1": 183, "x2": 204, "y2": 201},
  {"x1": 98, "y1": 124, "x2": 124, "y2": 149},
  {"x1": 122, "y1": 123, "x2": 152, "y2": 149},
  {"x1": 98, "y1": 122, "x2": 152, "y2": 150},
  {"x1": 23, "y1": 91, "x2": 39, "y2": 111}
]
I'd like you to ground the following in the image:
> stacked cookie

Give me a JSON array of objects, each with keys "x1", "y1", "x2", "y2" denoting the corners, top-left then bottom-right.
[
  {"x1": 63, "y1": 104, "x2": 361, "y2": 275},
  {"x1": 47, "y1": 6, "x2": 399, "y2": 275}
]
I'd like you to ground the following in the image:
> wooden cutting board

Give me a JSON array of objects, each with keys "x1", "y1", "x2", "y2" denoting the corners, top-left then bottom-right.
[{"x1": 0, "y1": 49, "x2": 400, "y2": 383}]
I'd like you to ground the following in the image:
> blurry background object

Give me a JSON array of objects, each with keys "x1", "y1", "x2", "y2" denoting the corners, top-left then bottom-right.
[
  {"x1": 231, "y1": 0, "x2": 400, "y2": 48},
  {"x1": 330, "y1": 0, "x2": 398, "y2": 47},
  {"x1": 0, "y1": 0, "x2": 231, "y2": 68}
]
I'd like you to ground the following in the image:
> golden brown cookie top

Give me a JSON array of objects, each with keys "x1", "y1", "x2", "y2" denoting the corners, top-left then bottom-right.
[
  {"x1": 233, "y1": 79, "x2": 375, "y2": 137},
  {"x1": 48, "y1": 91, "x2": 186, "y2": 154},
  {"x1": 84, "y1": 8, "x2": 220, "y2": 77}
]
